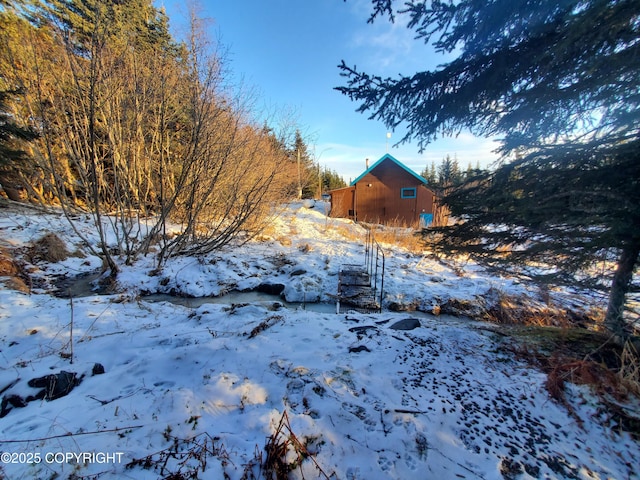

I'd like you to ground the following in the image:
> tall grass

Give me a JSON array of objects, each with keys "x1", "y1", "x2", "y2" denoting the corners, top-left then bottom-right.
[{"x1": 365, "y1": 221, "x2": 424, "y2": 253}]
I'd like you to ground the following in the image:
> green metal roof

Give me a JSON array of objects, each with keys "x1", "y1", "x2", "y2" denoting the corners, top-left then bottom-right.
[{"x1": 350, "y1": 154, "x2": 428, "y2": 186}]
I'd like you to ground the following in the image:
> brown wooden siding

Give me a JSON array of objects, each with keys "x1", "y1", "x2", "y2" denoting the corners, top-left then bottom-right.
[{"x1": 328, "y1": 186, "x2": 355, "y2": 219}]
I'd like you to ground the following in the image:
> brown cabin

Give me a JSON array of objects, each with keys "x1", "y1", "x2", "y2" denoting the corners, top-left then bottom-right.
[{"x1": 329, "y1": 154, "x2": 436, "y2": 227}]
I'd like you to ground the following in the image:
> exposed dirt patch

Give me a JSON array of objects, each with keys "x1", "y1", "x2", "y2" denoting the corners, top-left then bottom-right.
[
  {"x1": 0, "y1": 246, "x2": 30, "y2": 293},
  {"x1": 0, "y1": 246, "x2": 20, "y2": 276}
]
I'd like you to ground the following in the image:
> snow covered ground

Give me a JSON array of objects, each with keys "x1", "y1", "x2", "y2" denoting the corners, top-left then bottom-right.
[{"x1": 0, "y1": 201, "x2": 638, "y2": 479}]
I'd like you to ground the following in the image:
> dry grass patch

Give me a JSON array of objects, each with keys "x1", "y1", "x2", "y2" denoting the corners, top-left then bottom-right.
[
  {"x1": 500, "y1": 326, "x2": 640, "y2": 437},
  {"x1": 277, "y1": 236, "x2": 292, "y2": 247},
  {"x1": 367, "y1": 223, "x2": 424, "y2": 253},
  {"x1": 481, "y1": 291, "x2": 601, "y2": 329},
  {"x1": 436, "y1": 288, "x2": 602, "y2": 329},
  {"x1": 618, "y1": 340, "x2": 640, "y2": 397},
  {"x1": 332, "y1": 224, "x2": 361, "y2": 243},
  {"x1": 544, "y1": 351, "x2": 640, "y2": 435},
  {"x1": 27, "y1": 233, "x2": 70, "y2": 263}
]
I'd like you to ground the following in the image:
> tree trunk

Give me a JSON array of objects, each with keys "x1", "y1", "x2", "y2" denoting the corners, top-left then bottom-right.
[{"x1": 604, "y1": 240, "x2": 640, "y2": 340}]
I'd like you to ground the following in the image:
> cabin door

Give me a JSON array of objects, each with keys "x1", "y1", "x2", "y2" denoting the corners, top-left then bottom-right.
[{"x1": 419, "y1": 213, "x2": 433, "y2": 228}]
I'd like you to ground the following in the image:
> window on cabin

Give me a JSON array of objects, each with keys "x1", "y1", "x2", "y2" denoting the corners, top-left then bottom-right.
[{"x1": 401, "y1": 187, "x2": 416, "y2": 199}]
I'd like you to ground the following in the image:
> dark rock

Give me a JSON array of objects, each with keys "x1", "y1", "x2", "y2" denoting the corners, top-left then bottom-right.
[
  {"x1": 312, "y1": 385, "x2": 326, "y2": 397},
  {"x1": 348, "y1": 325, "x2": 378, "y2": 335},
  {"x1": 349, "y1": 345, "x2": 371, "y2": 353},
  {"x1": 266, "y1": 302, "x2": 284, "y2": 311},
  {"x1": 6, "y1": 394, "x2": 27, "y2": 408},
  {"x1": 256, "y1": 283, "x2": 285, "y2": 295},
  {"x1": 389, "y1": 318, "x2": 421, "y2": 331},
  {"x1": 92, "y1": 363, "x2": 105, "y2": 376},
  {"x1": 290, "y1": 268, "x2": 307, "y2": 276},
  {"x1": 28, "y1": 375, "x2": 49, "y2": 389},
  {"x1": 28, "y1": 371, "x2": 80, "y2": 400},
  {"x1": 0, "y1": 394, "x2": 27, "y2": 417}
]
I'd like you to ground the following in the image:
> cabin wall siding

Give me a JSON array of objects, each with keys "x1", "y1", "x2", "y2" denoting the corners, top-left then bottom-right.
[
  {"x1": 329, "y1": 156, "x2": 436, "y2": 226},
  {"x1": 328, "y1": 186, "x2": 355, "y2": 219}
]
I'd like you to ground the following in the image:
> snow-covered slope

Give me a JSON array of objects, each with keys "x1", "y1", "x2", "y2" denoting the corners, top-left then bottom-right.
[{"x1": 0, "y1": 202, "x2": 637, "y2": 479}]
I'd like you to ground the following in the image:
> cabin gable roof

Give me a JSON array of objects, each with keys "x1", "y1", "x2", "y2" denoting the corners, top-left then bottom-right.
[{"x1": 350, "y1": 154, "x2": 427, "y2": 186}]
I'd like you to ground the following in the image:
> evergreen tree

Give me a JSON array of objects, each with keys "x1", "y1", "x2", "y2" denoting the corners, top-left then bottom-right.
[
  {"x1": 0, "y1": 89, "x2": 36, "y2": 166},
  {"x1": 437, "y1": 154, "x2": 461, "y2": 187},
  {"x1": 428, "y1": 162, "x2": 436, "y2": 185},
  {"x1": 465, "y1": 162, "x2": 473, "y2": 180},
  {"x1": 0, "y1": 88, "x2": 38, "y2": 196},
  {"x1": 321, "y1": 167, "x2": 347, "y2": 191},
  {"x1": 338, "y1": 0, "x2": 640, "y2": 338},
  {"x1": 421, "y1": 156, "x2": 462, "y2": 189},
  {"x1": 420, "y1": 161, "x2": 437, "y2": 185},
  {"x1": 289, "y1": 129, "x2": 317, "y2": 198}
]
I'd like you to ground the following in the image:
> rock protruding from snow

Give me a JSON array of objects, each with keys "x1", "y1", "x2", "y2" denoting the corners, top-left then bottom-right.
[
  {"x1": 256, "y1": 283, "x2": 285, "y2": 295},
  {"x1": 28, "y1": 370, "x2": 80, "y2": 400},
  {"x1": 389, "y1": 318, "x2": 421, "y2": 330}
]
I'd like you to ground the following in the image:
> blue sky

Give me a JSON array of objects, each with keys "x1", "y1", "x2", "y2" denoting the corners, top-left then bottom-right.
[{"x1": 159, "y1": 0, "x2": 500, "y2": 182}]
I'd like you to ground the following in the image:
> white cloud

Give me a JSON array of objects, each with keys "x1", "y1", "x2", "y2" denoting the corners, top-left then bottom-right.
[{"x1": 345, "y1": 4, "x2": 451, "y2": 74}]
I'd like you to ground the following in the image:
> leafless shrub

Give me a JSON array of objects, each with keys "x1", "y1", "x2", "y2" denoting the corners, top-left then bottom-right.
[
  {"x1": 126, "y1": 432, "x2": 232, "y2": 479},
  {"x1": 12, "y1": 2, "x2": 292, "y2": 273},
  {"x1": 264, "y1": 410, "x2": 331, "y2": 480}
]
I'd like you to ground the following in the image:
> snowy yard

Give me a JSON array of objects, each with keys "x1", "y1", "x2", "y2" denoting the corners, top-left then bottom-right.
[{"x1": 0, "y1": 202, "x2": 638, "y2": 479}]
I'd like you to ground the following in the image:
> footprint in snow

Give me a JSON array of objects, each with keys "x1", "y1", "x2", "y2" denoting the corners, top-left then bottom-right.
[
  {"x1": 377, "y1": 452, "x2": 395, "y2": 473},
  {"x1": 342, "y1": 402, "x2": 377, "y2": 431},
  {"x1": 404, "y1": 451, "x2": 418, "y2": 470},
  {"x1": 284, "y1": 378, "x2": 305, "y2": 412},
  {"x1": 345, "y1": 466, "x2": 360, "y2": 479}
]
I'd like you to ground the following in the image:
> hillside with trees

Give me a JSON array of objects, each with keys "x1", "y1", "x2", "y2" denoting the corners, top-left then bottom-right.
[{"x1": 0, "y1": 0, "x2": 325, "y2": 272}]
